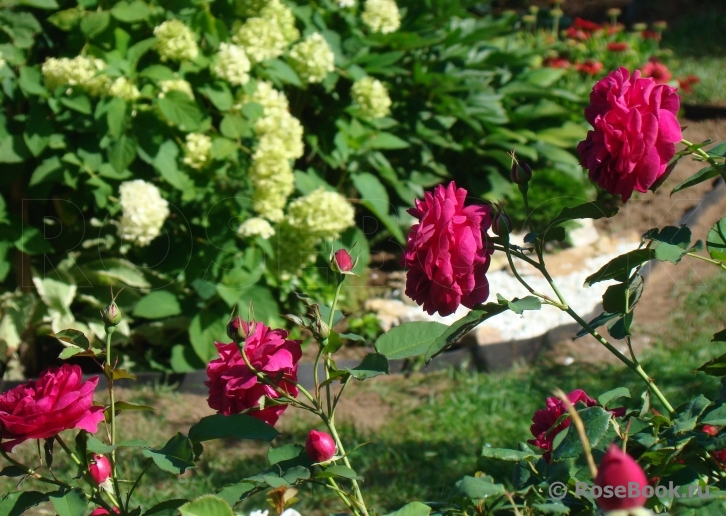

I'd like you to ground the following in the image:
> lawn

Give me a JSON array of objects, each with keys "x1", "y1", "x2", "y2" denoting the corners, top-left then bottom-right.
[{"x1": 4, "y1": 269, "x2": 726, "y2": 515}]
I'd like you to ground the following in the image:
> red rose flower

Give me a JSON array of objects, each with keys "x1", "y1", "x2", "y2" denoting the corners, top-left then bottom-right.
[
  {"x1": 595, "y1": 444, "x2": 648, "y2": 511},
  {"x1": 403, "y1": 182, "x2": 493, "y2": 317},
  {"x1": 206, "y1": 322, "x2": 302, "y2": 426},
  {"x1": 528, "y1": 389, "x2": 597, "y2": 461},
  {"x1": 641, "y1": 59, "x2": 672, "y2": 84},
  {"x1": 577, "y1": 67, "x2": 682, "y2": 202},
  {"x1": 576, "y1": 60, "x2": 604, "y2": 75},
  {"x1": 607, "y1": 42, "x2": 629, "y2": 52},
  {"x1": 0, "y1": 364, "x2": 105, "y2": 452}
]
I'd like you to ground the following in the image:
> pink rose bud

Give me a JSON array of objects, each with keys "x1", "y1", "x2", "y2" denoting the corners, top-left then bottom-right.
[
  {"x1": 703, "y1": 425, "x2": 720, "y2": 436},
  {"x1": 90, "y1": 508, "x2": 120, "y2": 516},
  {"x1": 88, "y1": 454, "x2": 111, "y2": 485},
  {"x1": 306, "y1": 429, "x2": 337, "y2": 463},
  {"x1": 595, "y1": 444, "x2": 648, "y2": 511},
  {"x1": 333, "y1": 249, "x2": 354, "y2": 273}
]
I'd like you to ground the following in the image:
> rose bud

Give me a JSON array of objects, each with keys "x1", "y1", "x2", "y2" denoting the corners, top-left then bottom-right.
[
  {"x1": 306, "y1": 430, "x2": 337, "y2": 463},
  {"x1": 703, "y1": 425, "x2": 720, "y2": 436},
  {"x1": 595, "y1": 444, "x2": 648, "y2": 511},
  {"x1": 90, "y1": 508, "x2": 120, "y2": 516},
  {"x1": 332, "y1": 249, "x2": 354, "y2": 273},
  {"x1": 492, "y1": 211, "x2": 513, "y2": 237},
  {"x1": 88, "y1": 454, "x2": 111, "y2": 485},
  {"x1": 510, "y1": 162, "x2": 532, "y2": 185},
  {"x1": 227, "y1": 316, "x2": 255, "y2": 342},
  {"x1": 101, "y1": 302, "x2": 122, "y2": 327}
]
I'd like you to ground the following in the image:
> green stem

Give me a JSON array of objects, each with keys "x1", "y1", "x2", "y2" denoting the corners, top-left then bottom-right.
[
  {"x1": 324, "y1": 478, "x2": 359, "y2": 515},
  {"x1": 681, "y1": 138, "x2": 726, "y2": 181},
  {"x1": 323, "y1": 415, "x2": 368, "y2": 516},
  {"x1": 687, "y1": 251, "x2": 726, "y2": 270},
  {"x1": 125, "y1": 459, "x2": 151, "y2": 507},
  {"x1": 0, "y1": 448, "x2": 73, "y2": 490},
  {"x1": 325, "y1": 278, "x2": 345, "y2": 416},
  {"x1": 104, "y1": 326, "x2": 124, "y2": 507},
  {"x1": 55, "y1": 434, "x2": 81, "y2": 466}
]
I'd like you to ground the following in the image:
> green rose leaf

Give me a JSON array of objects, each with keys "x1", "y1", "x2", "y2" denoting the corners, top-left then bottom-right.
[
  {"x1": 374, "y1": 321, "x2": 447, "y2": 360},
  {"x1": 707, "y1": 217, "x2": 726, "y2": 261},
  {"x1": 178, "y1": 495, "x2": 234, "y2": 516},
  {"x1": 142, "y1": 432, "x2": 196, "y2": 474},
  {"x1": 480, "y1": 447, "x2": 537, "y2": 461},
  {"x1": 552, "y1": 406, "x2": 612, "y2": 461},
  {"x1": 49, "y1": 488, "x2": 87, "y2": 516},
  {"x1": 550, "y1": 201, "x2": 619, "y2": 226},
  {"x1": 0, "y1": 491, "x2": 49, "y2": 515},
  {"x1": 189, "y1": 414, "x2": 278, "y2": 443},
  {"x1": 383, "y1": 502, "x2": 431, "y2": 516},
  {"x1": 132, "y1": 290, "x2": 182, "y2": 319},
  {"x1": 598, "y1": 387, "x2": 630, "y2": 408},
  {"x1": 584, "y1": 249, "x2": 655, "y2": 286},
  {"x1": 455, "y1": 476, "x2": 506, "y2": 499},
  {"x1": 345, "y1": 352, "x2": 389, "y2": 380}
]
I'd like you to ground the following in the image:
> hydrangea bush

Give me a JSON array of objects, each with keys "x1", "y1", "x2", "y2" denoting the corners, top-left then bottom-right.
[
  {"x1": 2, "y1": 68, "x2": 726, "y2": 515},
  {"x1": 0, "y1": 0, "x2": 601, "y2": 376}
]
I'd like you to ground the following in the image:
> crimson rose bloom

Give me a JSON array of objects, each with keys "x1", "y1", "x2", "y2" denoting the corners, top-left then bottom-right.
[
  {"x1": 0, "y1": 364, "x2": 105, "y2": 452},
  {"x1": 206, "y1": 322, "x2": 302, "y2": 426},
  {"x1": 404, "y1": 182, "x2": 493, "y2": 317},
  {"x1": 577, "y1": 67, "x2": 682, "y2": 202}
]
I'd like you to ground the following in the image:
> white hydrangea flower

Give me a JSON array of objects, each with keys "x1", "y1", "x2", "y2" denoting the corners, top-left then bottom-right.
[
  {"x1": 255, "y1": 116, "x2": 304, "y2": 159},
  {"x1": 41, "y1": 56, "x2": 111, "y2": 96},
  {"x1": 338, "y1": 0, "x2": 356, "y2": 7},
  {"x1": 158, "y1": 79, "x2": 194, "y2": 99},
  {"x1": 287, "y1": 33, "x2": 335, "y2": 84},
  {"x1": 286, "y1": 188, "x2": 355, "y2": 238},
  {"x1": 109, "y1": 77, "x2": 140, "y2": 101},
  {"x1": 351, "y1": 76, "x2": 392, "y2": 119},
  {"x1": 361, "y1": 0, "x2": 401, "y2": 34},
  {"x1": 183, "y1": 133, "x2": 212, "y2": 170},
  {"x1": 249, "y1": 152, "x2": 295, "y2": 221},
  {"x1": 232, "y1": 16, "x2": 288, "y2": 63},
  {"x1": 238, "y1": 217, "x2": 275, "y2": 239},
  {"x1": 213, "y1": 43, "x2": 251, "y2": 86},
  {"x1": 154, "y1": 20, "x2": 199, "y2": 62},
  {"x1": 261, "y1": 0, "x2": 299, "y2": 43},
  {"x1": 118, "y1": 180, "x2": 170, "y2": 247}
]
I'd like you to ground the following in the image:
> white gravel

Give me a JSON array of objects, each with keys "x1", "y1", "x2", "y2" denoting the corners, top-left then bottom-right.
[{"x1": 380, "y1": 239, "x2": 641, "y2": 342}]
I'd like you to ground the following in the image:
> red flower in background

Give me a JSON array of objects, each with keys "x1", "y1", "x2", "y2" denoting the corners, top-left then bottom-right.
[
  {"x1": 573, "y1": 17, "x2": 601, "y2": 32},
  {"x1": 578, "y1": 67, "x2": 682, "y2": 202},
  {"x1": 576, "y1": 60, "x2": 604, "y2": 75},
  {"x1": 606, "y1": 42, "x2": 629, "y2": 52},
  {"x1": 544, "y1": 56, "x2": 570, "y2": 69},
  {"x1": 403, "y1": 182, "x2": 493, "y2": 317},
  {"x1": 641, "y1": 59, "x2": 672, "y2": 84},
  {"x1": 566, "y1": 27, "x2": 588, "y2": 41},
  {"x1": 642, "y1": 30, "x2": 662, "y2": 41},
  {"x1": 678, "y1": 75, "x2": 700, "y2": 93},
  {"x1": 206, "y1": 322, "x2": 302, "y2": 426}
]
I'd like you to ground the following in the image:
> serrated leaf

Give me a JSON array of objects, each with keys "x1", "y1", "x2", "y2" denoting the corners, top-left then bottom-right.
[
  {"x1": 0, "y1": 491, "x2": 49, "y2": 516},
  {"x1": 374, "y1": 321, "x2": 447, "y2": 360},
  {"x1": 551, "y1": 407, "x2": 612, "y2": 461},
  {"x1": 601, "y1": 275, "x2": 644, "y2": 314},
  {"x1": 426, "y1": 303, "x2": 508, "y2": 362},
  {"x1": 701, "y1": 405, "x2": 726, "y2": 426},
  {"x1": 142, "y1": 432, "x2": 196, "y2": 474},
  {"x1": 550, "y1": 201, "x2": 618, "y2": 226},
  {"x1": 707, "y1": 217, "x2": 726, "y2": 261},
  {"x1": 178, "y1": 495, "x2": 234, "y2": 516},
  {"x1": 480, "y1": 447, "x2": 537, "y2": 461},
  {"x1": 607, "y1": 311, "x2": 633, "y2": 340},
  {"x1": 345, "y1": 352, "x2": 389, "y2": 380},
  {"x1": 584, "y1": 249, "x2": 655, "y2": 286},
  {"x1": 49, "y1": 488, "x2": 87, "y2": 516},
  {"x1": 189, "y1": 414, "x2": 278, "y2": 443},
  {"x1": 455, "y1": 476, "x2": 506, "y2": 499},
  {"x1": 598, "y1": 387, "x2": 630, "y2": 407},
  {"x1": 506, "y1": 295, "x2": 541, "y2": 315},
  {"x1": 317, "y1": 465, "x2": 361, "y2": 480},
  {"x1": 157, "y1": 91, "x2": 203, "y2": 132},
  {"x1": 696, "y1": 353, "x2": 726, "y2": 377},
  {"x1": 671, "y1": 165, "x2": 723, "y2": 195}
]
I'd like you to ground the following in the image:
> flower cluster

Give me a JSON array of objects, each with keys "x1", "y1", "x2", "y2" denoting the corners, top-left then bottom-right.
[
  {"x1": 404, "y1": 182, "x2": 493, "y2": 317},
  {"x1": 117, "y1": 179, "x2": 170, "y2": 247},
  {"x1": 244, "y1": 81, "x2": 304, "y2": 221},
  {"x1": 0, "y1": 364, "x2": 105, "y2": 452},
  {"x1": 205, "y1": 321, "x2": 302, "y2": 426},
  {"x1": 361, "y1": 0, "x2": 401, "y2": 34},
  {"x1": 577, "y1": 68, "x2": 681, "y2": 202},
  {"x1": 232, "y1": 0, "x2": 299, "y2": 63},
  {"x1": 109, "y1": 77, "x2": 140, "y2": 101},
  {"x1": 158, "y1": 78, "x2": 194, "y2": 99},
  {"x1": 238, "y1": 217, "x2": 276, "y2": 239},
  {"x1": 640, "y1": 58, "x2": 671, "y2": 84},
  {"x1": 183, "y1": 133, "x2": 212, "y2": 170},
  {"x1": 213, "y1": 43, "x2": 251, "y2": 86},
  {"x1": 351, "y1": 76, "x2": 392, "y2": 119},
  {"x1": 288, "y1": 33, "x2": 335, "y2": 84},
  {"x1": 286, "y1": 188, "x2": 355, "y2": 239},
  {"x1": 153, "y1": 20, "x2": 199, "y2": 62},
  {"x1": 41, "y1": 56, "x2": 110, "y2": 96}
]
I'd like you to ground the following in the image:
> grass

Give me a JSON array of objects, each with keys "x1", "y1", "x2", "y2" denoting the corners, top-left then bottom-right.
[{"x1": 5, "y1": 271, "x2": 726, "y2": 515}]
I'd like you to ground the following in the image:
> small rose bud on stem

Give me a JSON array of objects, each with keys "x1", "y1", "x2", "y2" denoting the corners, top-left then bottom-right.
[
  {"x1": 88, "y1": 454, "x2": 112, "y2": 485},
  {"x1": 306, "y1": 429, "x2": 337, "y2": 463}
]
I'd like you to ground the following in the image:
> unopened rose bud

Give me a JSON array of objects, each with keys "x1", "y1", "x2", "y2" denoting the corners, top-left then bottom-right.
[
  {"x1": 332, "y1": 249, "x2": 354, "y2": 273},
  {"x1": 90, "y1": 508, "x2": 120, "y2": 516},
  {"x1": 595, "y1": 444, "x2": 648, "y2": 511},
  {"x1": 101, "y1": 302, "x2": 122, "y2": 327},
  {"x1": 306, "y1": 429, "x2": 337, "y2": 463},
  {"x1": 703, "y1": 424, "x2": 720, "y2": 436},
  {"x1": 88, "y1": 454, "x2": 112, "y2": 485},
  {"x1": 227, "y1": 316, "x2": 255, "y2": 342},
  {"x1": 492, "y1": 211, "x2": 513, "y2": 237},
  {"x1": 510, "y1": 162, "x2": 532, "y2": 185}
]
